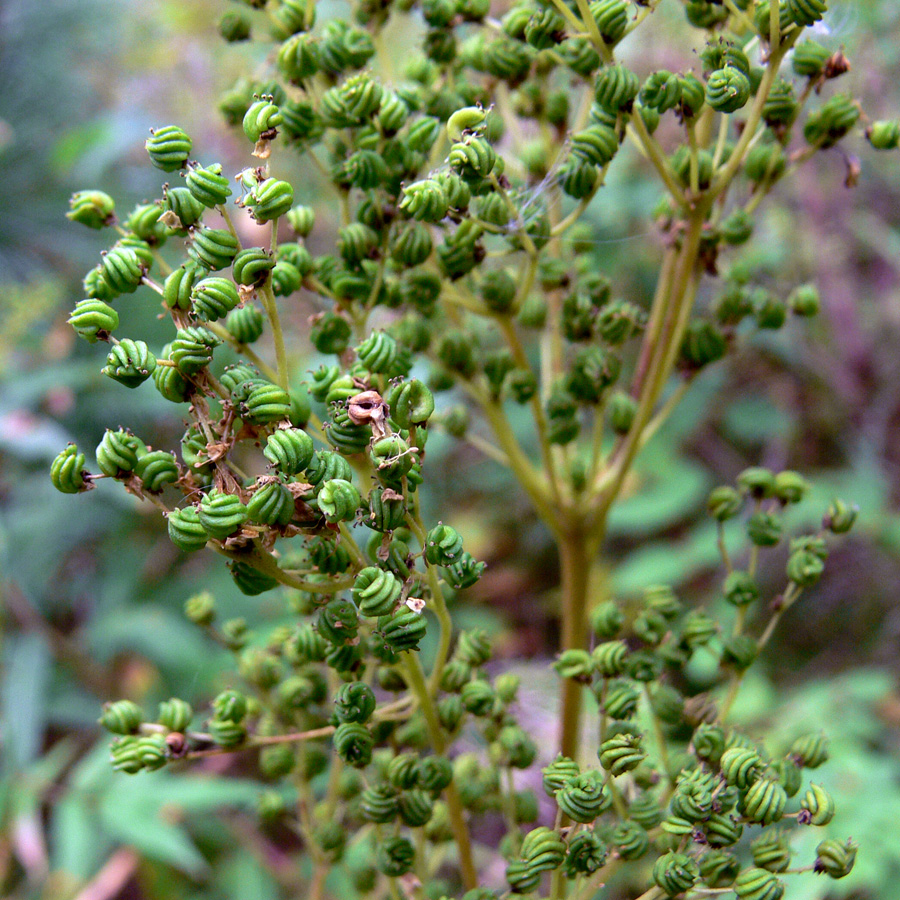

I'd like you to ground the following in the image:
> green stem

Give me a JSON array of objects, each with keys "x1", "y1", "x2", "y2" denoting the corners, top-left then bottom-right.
[
  {"x1": 401, "y1": 654, "x2": 478, "y2": 890},
  {"x1": 258, "y1": 280, "x2": 289, "y2": 390}
]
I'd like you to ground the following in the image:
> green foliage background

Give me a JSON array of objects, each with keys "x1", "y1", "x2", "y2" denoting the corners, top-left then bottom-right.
[{"x1": 1, "y1": 1, "x2": 900, "y2": 898}]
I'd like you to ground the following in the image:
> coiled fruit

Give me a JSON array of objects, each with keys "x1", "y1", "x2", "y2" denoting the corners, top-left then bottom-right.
[
  {"x1": 145, "y1": 125, "x2": 192, "y2": 171},
  {"x1": 96, "y1": 429, "x2": 143, "y2": 476},
  {"x1": 102, "y1": 340, "x2": 157, "y2": 387},
  {"x1": 232, "y1": 247, "x2": 275, "y2": 286},
  {"x1": 134, "y1": 450, "x2": 179, "y2": 492},
  {"x1": 185, "y1": 163, "x2": 232, "y2": 208},
  {"x1": 264, "y1": 428, "x2": 314, "y2": 474},
  {"x1": 353, "y1": 567, "x2": 403, "y2": 617},
  {"x1": 198, "y1": 489, "x2": 248, "y2": 538},
  {"x1": 167, "y1": 506, "x2": 210, "y2": 552},
  {"x1": 68, "y1": 299, "x2": 118, "y2": 343}
]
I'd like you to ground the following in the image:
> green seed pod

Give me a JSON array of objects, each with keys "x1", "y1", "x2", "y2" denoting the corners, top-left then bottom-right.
[
  {"x1": 589, "y1": 0, "x2": 628, "y2": 43},
  {"x1": 240, "y1": 382, "x2": 292, "y2": 425},
  {"x1": 109, "y1": 736, "x2": 144, "y2": 773},
  {"x1": 625, "y1": 793, "x2": 662, "y2": 829},
  {"x1": 318, "y1": 598, "x2": 359, "y2": 645},
  {"x1": 333, "y1": 682, "x2": 376, "y2": 725},
  {"x1": 745, "y1": 142, "x2": 786, "y2": 184},
  {"x1": 68, "y1": 299, "x2": 118, "y2": 343},
  {"x1": 153, "y1": 361, "x2": 191, "y2": 403},
  {"x1": 161, "y1": 186, "x2": 204, "y2": 232},
  {"x1": 542, "y1": 755, "x2": 580, "y2": 796},
  {"x1": 609, "y1": 820, "x2": 649, "y2": 860},
  {"x1": 187, "y1": 226, "x2": 239, "y2": 272},
  {"x1": 653, "y1": 851, "x2": 699, "y2": 897},
  {"x1": 599, "y1": 732, "x2": 645, "y2": 775},
  {"x1": 740, "y1": 777, "x2": 787, "y2": 825},
  {"x1": 95, "y1": 429, "x2": 142, "y2": 476},
  {"x1": 125, "y1": 204, "x2": 166, "y2": 245},
  {"x1": 390, "y1": 222, "x2": 433, "y2": 268},
  {"x1": 67, "y1": 190, "x2": 115, "y2": 229},
  {"x1": 397, "y1": 788, "x2": 434, "y2": 826},
  {"x1": 353, "y1": 567, "x2": 403, "y2": 617},
  {"x1": 703, "y1": 812, "x2": 743, "y2": 847},
  {"x1": 699, "y1": 850, "x2": 740, "y2": 888},
  {"x1": 737, "y1": 466, "x2": 777, "y2": 498},
  {"x1": 641, "y1": 69, "x2": 681, "y2": 113},
  {"x1": 247, "y1": 480, "x2": 294, "y2": 526},
  {"x1": 734, "y1": 866, "x2": 785, "y2": 900},
  {"x1": 360, "y1": 783, "x2": 399, "y2": 822},
  {"x1": 364, "y1": 487, "x2": 406, "y2": 533},
  {"x1": 232, "y1": 247, "x2": 275, "y2": 286},
  {"x1": 100, "y1": 339, "x2": 156, "y2": 388},
  {"x1": 553, "y1": 649, "x2": 593, "y2": 682},
  {"x1": 316, "y1": 478, "x2": 361, "y2": 523},
  {"x1": 228, "y1": 560, "x2": 278, "y2": 597},
  {"x1": 263, "y1": 428, "x2": 313, "y2": 475},
  {"x1": 224, "y1": 305, "x2": 264, "y2": 344},
  {"x1": 167, "y1": 506, "x2": 209, "y2": 552},
  {"x1": 157, "y1": 698, "x2": 192, "y2": 733},
  {"x1": 416, "y1": 756, "x2": 454, "y2": 793},
  {"x1": 565, "y1": 832, "x2": 607, "y2": 877},
  {"x1": 208, "y1": 717, "x2": 246, "y2": 748},
  {"x1": 571, "y1": 123, "x2": 619, "y2": 167},
  {"x1": 453, "y1": 629, "x2": 490, "y2": 668},
  {"x1": 376, "y1": 835, "x2": 414, "y2": 877},
  {"x1": 747, "y1": 510, "x2": 783, "y2": 547},
  {"x1": 243, "y1": 97, "x2": 283, "y2": 143},
  {"x1": 706, "y1": 66, "x2": 751, "y2": 113},
  {"x1": 721, "y1": 746, "x2": 762, "y2": 788},
  {"x1": 867, "y1": 119, "x2": 900, "y2": 150},
  {"x1": 134, "y1": 450, "x2": 179, "y2": 492},
  {"x1": 791, "y1": 733, "x2": 828, "y2": 768},
  {"x1": 170, "y1": 325, "x2": 218, "y2": 376},
  {"x1": 521, "y1": 825, "x2": 566, "y2": 872},
  {"x1": 753, "y1": 1, "x2": 793, "y2": 38},
  {"x1": 257, "y1": 743, "x2": 295, "y2": 780},
  {"x1": 556, "y1": 770, "x2": 610, "y2": 822},
  {"x1": 448, "y1": 135, "x2": 496, "y2": 181},
  {"x1": 83, "y1": 265, "x2": 116, "y2": 301},
  {"x1": 763, "y1": 79, "x2": 797, "y2": 127},
  {"x1": 443, "y1": 551, "x2": 485, "y2": 590},
  {"x1": 185, "y1": 163, "x2": 232, "y2": 208},
  {"x1": 286, "y1": 205, "x2": 315, "y2": 238},
  {"x1": 771, "y1": 757, "x2": 803, "y2": 798},
  {"x1": 523, "y1": 7, "x2": 565, "y2": 50},
  {"x1": 145, "y1": 125, "x2": 192, "y2": 172},
  {"x1": 815, "y1": 838, "x2": 857, "y2": 879},
  {"x1": 190, "y1": 276, "x2": 240, "y2": 322},
  {"x1": 804, "y1": 94, "x2": 860, "y2": 148},
  {"x1": 691, "y1": 723, "x2": 725, "y2": 767},
  {"x1": 506, "y1": 859, "x2": 540, "y2": 893},
  {"x1": 277, "y1": 33, "x2": 321, "y2": 83},
  {"x1": 567, "y1": 346, "x2": 621, "y2": 403},
  {"x1": 824, "y1": 498, "x2": 858, "y2": 534},
  {"x1": 786, "y1": 0, "x2": 826, "y2": 27},
  {"x1": 184, "y1": 591, "x2": 214, "y2": 626},
  {"x1": 437, "y1": 694, "x2": 464, "y2": 732},
  {"x1": 590, "y1": 600, "x2": 623, "y2": 639},
  {"x1": 134, "y1": 734, "x2": 169, "y2": 771},
  {"x1": 355, "y1": 330, "x2": 397, "y2": 374},
  {"x1": 788, "y1": 283, "x2": 820, "y2": 317},
  {"x1": 792, "y1": 39, "x2": 830, "y2": 78},
  {"x1": 591, "y1": 640, "x2": 628, "y2": 677},
  {"x1": 495, "y1": 725, "x2": 537, "y2": 769},
  {"x1": 594, "y1": 63, "x2": 639, "y2": 112},
  {"x1": 247, "y1": 178, "x2": 294, "y2": 224},
  {"x1": 99, "y1": 699, "x2": 144, "y2": 734},
  {"x1": 446, "y1": 105, "x2": 486, "y2": 141},
  {"x1": 386, "y1": 379, "x2": 434, "y2": 429},
  {"x1": 162, "y1": 263, "x2": 201, "y2": 310},
  {"x1": 599, "y1": 678, "x2": 639, "y2": 719},
  {"x1": 458, "y1": 680, "x2": 493, "y2": 717},
  {"x1": 219, "y1": 10, "x2": 251, "y2": 42},
  {"x1": 306, "y1": 450, "x2": 353, "y2": 488},
  {"x1": 720, "y1": 208, "x2": 754, "y2": 246},
  {"x1": 331, "y1": 722, "x2": 372, "y2": 768},
  {"x1": 375, "y1": 609, "x2": 425, "y2": 653},
  {"x1": 723, "y1": 570, "x2": 760, "y2": 608},
  {"x1": 786, "y1": 548, "x2": 824, "y2": 587},
  {"x1": 198, "y1": 489, "x2": 248, "y2": 538},
  {"x1": 751, "y1": 829, "x2": 792, "y2": 872}
]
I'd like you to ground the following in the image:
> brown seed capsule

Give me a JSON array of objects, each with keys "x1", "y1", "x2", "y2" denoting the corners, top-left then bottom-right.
[{"x1": 348, "y1": 390, "x2": 388, "y2": 437}]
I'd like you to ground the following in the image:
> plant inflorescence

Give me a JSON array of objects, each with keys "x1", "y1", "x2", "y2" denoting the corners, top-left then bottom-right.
[{"x1": 54, "y1": 0, "x2": 895, "y2": 896}]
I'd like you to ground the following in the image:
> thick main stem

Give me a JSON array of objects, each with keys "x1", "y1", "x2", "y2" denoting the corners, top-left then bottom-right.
[{"x1": 558, "y1": 523, "x2": 601, "y2": 760}]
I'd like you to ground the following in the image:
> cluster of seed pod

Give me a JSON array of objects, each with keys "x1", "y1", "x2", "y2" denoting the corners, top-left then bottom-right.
[{"x1": 53, "y1": 0, "x2": 888, "y2": 895}]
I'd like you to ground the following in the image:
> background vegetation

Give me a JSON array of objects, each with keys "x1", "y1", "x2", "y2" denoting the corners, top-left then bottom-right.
[{"x1": 1, "y1": 1, "x2": 899, "y2": 898}]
